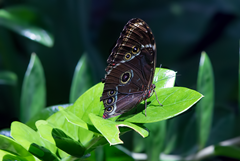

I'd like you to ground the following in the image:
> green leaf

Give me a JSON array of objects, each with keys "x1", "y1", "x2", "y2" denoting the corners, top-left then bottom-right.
[
  {"x1": 26, "y1": 104, "x2": 71, "y2": 130},
  {"x1": 215, "y1": 145, "x2": 240, "y2": 159},
  {"x1": 69, "y1": 53, "x2": 94, "y2": 103},
  {"x1": 20, "y1": 53, "x2": 46, "y2": 123},
  {"x1": 67, "y1": 67, "x2": 202, "y2": 124},
  {"x1": 68, "y1": 68, "x2": 176, "y2": 124},
  {"x1": 58, "y1": 106, "x2": 88, "y2": 130},
  {"x1": 51, "y1": 128, "x2": 85, "y2": 157},
  {"x1": 196, "y1": 52, "x2": 214, "y2": 149},
  {"x1": 0, "y1": 6, "x2": 54, "y2": 47},
  {"x1": 89, "y1": 113, "x2": 149, "y2": 145},
  {"x1": 0, "y1": 71, "x2": 17, "y2": 85},
  {"x1": 68, "y1": 82, "x2": 104, "y2": 124},
  {"x1": 153, "y1": 68, "x2": 176, "y2": 88},
  {"x1": 46, "y1": 109, "x2": 80, "y2": 143},
  {"x1": 124, "y1": 87, "x2": 203, "y2": 123},
  {"x1": 36, "y1": 120, "x2": 56, "y2": 144},
  {"x1": 0, "y1": 134, "x2": 35, "y2": 161},
  {"x1": 36, "y1": 120, "x2": 85, "y2": 157},
  {"x1": 58, "y1": 106, "x2": 99, "y2": 146},
  {"x1": 10, "y1": 121, "x2": 59, "y2": 161}
]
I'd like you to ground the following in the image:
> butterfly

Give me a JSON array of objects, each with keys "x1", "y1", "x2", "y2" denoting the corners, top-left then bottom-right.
[{"x1": 100, "y1": 18, "x2": 162, "y2": 119}]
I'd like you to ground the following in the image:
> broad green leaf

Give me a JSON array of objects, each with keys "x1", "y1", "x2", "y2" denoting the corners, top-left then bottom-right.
[
  {"x1": 89, "y1": 113, "x2": 149, "y2": 145},
  {"x1": 58, "y1": 106, "x2": 88, "y2": 130},
  {"x1": 10, "y1": 121, "x2": 59, "y2": 161},
  {"x1": 36, "y1": 120, "x2": 56, "y2": 144},
  {"x1": 0, "y1": 134, "x2": 35, "y2": 161},
  {"x1": 51, "y1": 128, "x2": 85, "y2": 157},
  {"x1": 68, "y1": 82, "x2": 104, "y2": 124},
  {"x1": 35, "y1": 120, "x2": 70, "y2": 159},
  {"x1": 58, "y1": 106, "x2": 97, "y2": 146},
  {"x1": 78, "y1": 128, "x2": 95, "y2": 146},
  {"x1": 36, "y1": 120, "x2": 85, "y2": 157},
  {"x1": 124, "y1": 87, "x2": 203, "y2": 123},
  {"x1": 0, "y1": 71, "x2": 17, "y2": 85},
  {"x1": 20, "y1": 53, "x2": 46, "y2": 123},
  {"x1": 68, "y1": 68, "x2": 175, "y2": 124},
  {"x1": 47, "y1": 109, "x2": 84, "y2": 144},
  {"x1": 0, "y1": 6, "x2": 53, "y2": 47},
  {"x1": 196, "y1": 52, "x2": 214, "y2": 149},
  {"x1": 69, "y1": 53, "x2": 94, "y2": 103},
  {"x1": 153, "y1": 68, "x2": 176, "y2": 88},
  {"x1": 215, "y1": 145, "x2": 240, "y2": 159},
  {"x1": 26, "y1": 104, "x2": 71, "y2": 130}
]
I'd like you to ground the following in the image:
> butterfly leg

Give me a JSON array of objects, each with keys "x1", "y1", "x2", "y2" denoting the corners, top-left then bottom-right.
[
  {"x1": 145, "y1": 100, "x2": 147, "y2": 117},
  {"x1": 154, "y1": 89, "x2": 163, "y2": 106}
]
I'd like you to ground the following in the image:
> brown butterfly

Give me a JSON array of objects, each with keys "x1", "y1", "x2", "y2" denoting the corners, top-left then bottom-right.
[{"x1": 100, "y1": 18, "x2": 161, "y2": 119}]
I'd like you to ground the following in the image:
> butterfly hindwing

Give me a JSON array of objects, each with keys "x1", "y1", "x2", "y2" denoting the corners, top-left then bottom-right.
[{"x1": 101, "y1": 18, "x2": 156, "y2": 119}]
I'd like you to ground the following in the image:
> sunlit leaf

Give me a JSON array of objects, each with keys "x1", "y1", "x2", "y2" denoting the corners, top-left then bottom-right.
[
  {"x1": 10, "y1": 121, "x2": 59, "y2": 160},
  {"x1": 36, "y1": 120, "x2": 85, "y2": 157},
  {"x1": 0, "y1": 134, "x2": 35, "y2": 161},
  {"x1": 68, "y1": 68, "x2": 176, "y2": 123},
  {"x1": 58, "y1": 106, "x2": 88, "y2": 130},
  {"x1": 124, "y1": 87, "x2": 203, "y2": 123},
  {"x1": 89, "y1": 113, "x2": 149, "y2": 145}
]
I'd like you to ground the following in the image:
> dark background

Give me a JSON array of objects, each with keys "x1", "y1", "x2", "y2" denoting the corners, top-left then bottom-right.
[{"x1": 0, "y1": 0, "x2": 239, "y2": 152}]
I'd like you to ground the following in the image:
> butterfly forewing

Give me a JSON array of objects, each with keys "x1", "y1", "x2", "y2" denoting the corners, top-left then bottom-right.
[{"x1": 101, "y1": 18, "x2": 156, "y2": 119}]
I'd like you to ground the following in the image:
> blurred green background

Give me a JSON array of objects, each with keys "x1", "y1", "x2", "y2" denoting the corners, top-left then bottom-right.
[{"x1": 0, "y1": 0, "x2": 240, "y2": 159}]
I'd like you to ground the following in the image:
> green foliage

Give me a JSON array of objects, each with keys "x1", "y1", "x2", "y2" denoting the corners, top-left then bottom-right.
[
  {"x1": 0, "y1": 52, "x2": 202, "y2": 160},
  {"x1": 0, "y1": 134, "x2": 35, "y2": 161},
  {"x1": 0, "y1": 6, "x2": 53, "y2": 47},
  {"x1": 196, "y1": 52, "x2": 214, "y2": 149},
  {"x1": 1, "y1": 1, "x2": 239, "y2": 160},
  {"x1": 20, "y1": 53, "x2": 46, "y2": 123},
  {"x1": 70, "y1": 53, "x2": 94, "y2": 103}
]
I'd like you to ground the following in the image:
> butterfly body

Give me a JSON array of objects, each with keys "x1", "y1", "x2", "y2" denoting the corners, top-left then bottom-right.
[{"x1": 100, "y1": 18, "x2": 157, "y2": 119}]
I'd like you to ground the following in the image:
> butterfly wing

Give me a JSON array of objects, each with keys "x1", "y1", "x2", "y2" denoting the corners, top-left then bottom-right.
[{"x1": 100, "y1": 18, "x2": 156, "y2": 119}]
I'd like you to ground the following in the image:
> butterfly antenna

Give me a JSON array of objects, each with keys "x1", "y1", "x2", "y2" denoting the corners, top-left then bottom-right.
[
  {"x1": 154, "y1": 89, "x2": 163, "y2": 106},
  {"x1": 154, "y1": 64, "x2": 162, "y2": 83}
]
